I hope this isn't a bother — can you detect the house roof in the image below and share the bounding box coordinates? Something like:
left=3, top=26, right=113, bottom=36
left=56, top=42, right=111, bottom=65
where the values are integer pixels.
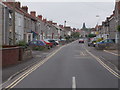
left=3, top=2, right=37, bottom=21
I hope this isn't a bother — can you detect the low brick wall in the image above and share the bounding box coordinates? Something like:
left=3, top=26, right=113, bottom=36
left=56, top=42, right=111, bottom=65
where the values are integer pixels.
left=104, top=43, right=118, bottom=50
left=2, top=47, right=20, bottom=67
left=2, top=46, right=33, bottom=67
left=95, top=43, right=118, bottom=50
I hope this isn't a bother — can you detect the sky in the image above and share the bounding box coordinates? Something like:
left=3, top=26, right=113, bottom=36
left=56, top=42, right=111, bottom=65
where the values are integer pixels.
left=17, top=0, right=115, bottom=29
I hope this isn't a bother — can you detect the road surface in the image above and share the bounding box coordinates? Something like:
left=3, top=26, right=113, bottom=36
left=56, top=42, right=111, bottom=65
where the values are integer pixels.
left=4, top=41, right=119, bottom=88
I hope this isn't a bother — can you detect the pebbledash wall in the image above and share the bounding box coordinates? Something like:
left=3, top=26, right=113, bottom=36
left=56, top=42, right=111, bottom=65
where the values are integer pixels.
left=0, top=3, right=2, bottom=46
left=0, top=3, right=3, bottom=86
left=15, top=11, right=24, bottom=42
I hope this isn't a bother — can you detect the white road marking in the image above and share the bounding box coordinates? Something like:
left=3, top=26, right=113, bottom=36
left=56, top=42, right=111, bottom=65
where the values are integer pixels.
left=80, top=52, right=84, bottom=56
left=72, top=77, right=76, bottom=90
left=104, top=50, right=119, bottom=56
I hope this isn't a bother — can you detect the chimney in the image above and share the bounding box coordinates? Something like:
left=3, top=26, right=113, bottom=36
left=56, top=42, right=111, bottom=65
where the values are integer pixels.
left=15, top=2, right=21, bottom=8
left=22, top=6, right=28, bottom=13
left=59, top=25, right=63, bottom=28
left=47, top=21, right=53, bottom=24
left=30, top=11, right=36, bottom=17
left=43, top=19, right=47, bottom=22
left=38, top=15, right=42, bottom=20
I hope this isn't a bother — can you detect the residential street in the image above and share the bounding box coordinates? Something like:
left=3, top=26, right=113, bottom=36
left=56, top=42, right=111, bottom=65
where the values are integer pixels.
left=3, top=41, right=118, bottom=89
left=1, top=1, right=120, bottom=89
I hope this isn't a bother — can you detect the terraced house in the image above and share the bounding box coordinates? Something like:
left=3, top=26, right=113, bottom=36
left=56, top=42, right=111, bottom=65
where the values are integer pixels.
left=1, top=1, right=74, bottom=45
left=96, top=0, right=120, bottom=43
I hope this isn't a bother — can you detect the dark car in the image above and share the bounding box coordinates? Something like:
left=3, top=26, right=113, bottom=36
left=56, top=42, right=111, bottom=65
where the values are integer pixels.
left=79, top=39, right=84, bottom=43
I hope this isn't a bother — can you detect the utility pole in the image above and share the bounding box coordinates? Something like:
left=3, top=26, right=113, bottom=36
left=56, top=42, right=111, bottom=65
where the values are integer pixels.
left=64, top=20, right=66, bottom=37
left=12, top=1, right=15, bottom=45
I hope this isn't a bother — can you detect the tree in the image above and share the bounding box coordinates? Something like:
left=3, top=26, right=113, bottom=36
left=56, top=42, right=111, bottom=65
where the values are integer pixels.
left=71, top=32, right=80, bottom=39
left=88, top=34, right=96, bottom=38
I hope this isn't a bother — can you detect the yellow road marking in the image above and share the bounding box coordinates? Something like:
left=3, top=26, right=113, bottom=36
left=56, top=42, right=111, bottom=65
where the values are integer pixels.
left=4, top=47, right=62, bottom=89
left=4, top=40, right=77, bottom=89
left=85, top=49, right=120, bottom=79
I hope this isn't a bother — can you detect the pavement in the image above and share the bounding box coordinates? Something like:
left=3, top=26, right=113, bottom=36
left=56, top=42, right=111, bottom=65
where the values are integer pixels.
left=2, top=40, right=119, bottom=89
left=2, top=45, right=61, bottom=83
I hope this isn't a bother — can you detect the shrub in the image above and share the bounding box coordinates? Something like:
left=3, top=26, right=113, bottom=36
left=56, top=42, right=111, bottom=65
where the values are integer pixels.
left=32, top=46, right=45, bottom=51
left=16, top=40, right=28, bottom=49
left=88, top=34, right=96, bottom=38
left=17, top=40, right=27, bottom=46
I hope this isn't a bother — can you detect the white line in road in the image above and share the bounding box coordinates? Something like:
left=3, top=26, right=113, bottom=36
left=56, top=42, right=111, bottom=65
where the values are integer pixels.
left=72, top=76, right=76, bottom=90
left=80, top=52, right=84, bottom=56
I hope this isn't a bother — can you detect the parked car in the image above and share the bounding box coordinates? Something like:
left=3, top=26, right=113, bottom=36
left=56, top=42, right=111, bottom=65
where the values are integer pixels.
left=79, top=38, right=84, bottom=43
left=48, top=39, right=58, bottom=46
left=28, top=40, right=46, bottom=47
left=88, top=40, right=97, bottom=47
left=95, top=39, right=115, bottom=49
left=53, top=39, right=59, bottom=45
left=59, top=39, right=66, bottom=45
left=43, top=39, right=53, bottom=48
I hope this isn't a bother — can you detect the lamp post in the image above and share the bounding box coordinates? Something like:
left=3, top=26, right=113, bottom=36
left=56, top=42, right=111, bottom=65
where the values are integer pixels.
left=96, top=15, right=100, bottom=26
left=96, top=15, right=102, bottom=38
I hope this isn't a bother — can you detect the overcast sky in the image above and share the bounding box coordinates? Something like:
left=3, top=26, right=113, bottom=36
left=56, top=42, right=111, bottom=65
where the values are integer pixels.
left=18, top=0, right=115, bottom=29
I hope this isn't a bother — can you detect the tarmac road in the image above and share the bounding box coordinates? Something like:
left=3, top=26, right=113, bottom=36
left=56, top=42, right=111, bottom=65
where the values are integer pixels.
left=3, top=41, right=119, bottom=89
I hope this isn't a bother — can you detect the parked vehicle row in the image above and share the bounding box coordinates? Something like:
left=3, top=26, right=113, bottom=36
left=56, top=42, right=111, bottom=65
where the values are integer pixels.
left=28, top=39, right=64, bottom=50
left=88, top=38, right=115, bottom=50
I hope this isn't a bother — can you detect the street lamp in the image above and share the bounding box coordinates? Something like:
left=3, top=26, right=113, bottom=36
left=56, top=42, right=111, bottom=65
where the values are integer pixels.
left=96, top=15, right=100, bottom=25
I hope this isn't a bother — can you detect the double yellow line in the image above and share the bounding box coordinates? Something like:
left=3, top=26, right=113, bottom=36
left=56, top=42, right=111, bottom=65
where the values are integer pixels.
left=3, top=40, right=76, bottom=89
left=3, top=47, right=62, bottom=89
left=85, top=49, right=120, bottom=79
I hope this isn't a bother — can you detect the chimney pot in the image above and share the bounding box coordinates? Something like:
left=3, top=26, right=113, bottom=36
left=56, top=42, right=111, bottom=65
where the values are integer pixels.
left=22, top=6, right=28, bottom=13
left=30, top=11, right=36, bottom=17
left=38, top=15, right=42, bottom=20
left=15, top=2, right=21, bottom=8
left=43, top=19, right=47, bottom=22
